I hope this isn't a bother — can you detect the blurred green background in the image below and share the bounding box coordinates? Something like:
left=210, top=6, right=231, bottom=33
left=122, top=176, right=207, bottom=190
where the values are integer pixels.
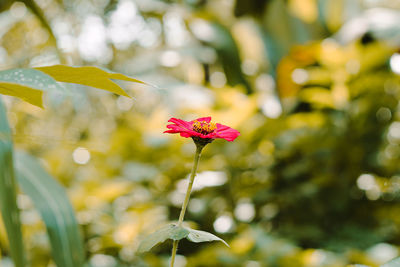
left=2, top=0, right=400, bottom=266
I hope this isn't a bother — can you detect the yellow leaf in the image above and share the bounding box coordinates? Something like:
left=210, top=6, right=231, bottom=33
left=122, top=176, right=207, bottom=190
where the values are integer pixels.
left=0, top=82, right=43, bottom=108
left=299, top=87, right=334, bottom=108
left=35, top=65, right=145, bottom=97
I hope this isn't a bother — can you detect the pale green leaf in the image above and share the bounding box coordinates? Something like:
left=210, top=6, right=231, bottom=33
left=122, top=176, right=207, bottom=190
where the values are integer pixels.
left=186, top=228, right=229, bottom=247
left=0, top=69, right=67, bottom=93
left=170, top=225, right=190, bottom=241
left=0, top=66, right=144, bottom=107
left=0, top=97, right=26, bottom=267
left=137, top=224, right=190, bottom=253
left=382, top=257, right=400, bottom=267
left=137, top=225, right=173, bottom=253
left=14, top=151, right=85, bottom=267
left=0, top=68, right=68, bottom=108
left=35, top=65, right=145, bottom=97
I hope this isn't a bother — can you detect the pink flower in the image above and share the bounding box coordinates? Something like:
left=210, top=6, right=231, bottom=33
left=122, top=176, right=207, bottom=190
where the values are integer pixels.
left=164, top=117, right=240, bottom=142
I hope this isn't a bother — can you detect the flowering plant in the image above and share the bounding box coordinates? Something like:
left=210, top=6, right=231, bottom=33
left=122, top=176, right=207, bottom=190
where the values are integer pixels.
left=164, top=117, right=240, bottom=142
left=138, top=117, right=239, bottom=266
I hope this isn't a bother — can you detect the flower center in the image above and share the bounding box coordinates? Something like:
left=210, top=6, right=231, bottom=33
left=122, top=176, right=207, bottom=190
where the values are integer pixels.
left=192, top=120, right=216, bottom=135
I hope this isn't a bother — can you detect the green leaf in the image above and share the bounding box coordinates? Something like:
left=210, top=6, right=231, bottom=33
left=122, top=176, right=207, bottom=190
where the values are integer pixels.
left=0, top=68, right=68, bottom=108
left=170, top=225, right=190, bottom=240
left=382, top=257, right=400, bottom=267
left=0, top=66, right=144, bottom=107
left=196, top=22, right=251, bottom=93
left=186, top=228, right=229, bottom=247
left=137, top=225, right=173, bottom=253
left=0, top=97, right=26, bottom=267
left=0, top=68, right=67, bottom=93
left=137, top=224, right=228, bottom=253
left=35, top=65, right=145, bottom=97
left=14, top=151, right=85, bottom=267
left=137, top=224, right=189, bottom=253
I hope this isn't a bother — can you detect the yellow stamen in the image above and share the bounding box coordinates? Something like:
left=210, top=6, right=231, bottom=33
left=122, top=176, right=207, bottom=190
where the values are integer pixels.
left=192, top=120, right=216, bottom=135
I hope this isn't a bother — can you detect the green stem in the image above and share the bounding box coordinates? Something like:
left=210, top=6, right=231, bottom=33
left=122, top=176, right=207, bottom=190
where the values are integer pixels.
left=170, top=241, right=178, bottom=267
left=170, top=145, right=203, bottom=267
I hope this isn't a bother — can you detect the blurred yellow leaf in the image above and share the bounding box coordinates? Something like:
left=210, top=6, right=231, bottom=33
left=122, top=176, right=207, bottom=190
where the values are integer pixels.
left=288, top=0, right=318, bottom=23
left=231, top=234, right=255, bottom=254
left=0, top=82, right=43, bottom=108
left=299, top=87, right=334, bottom=108
left=287, top=112, right=326, bottom=129
left=319, top=40, right=349, bottom=67
left=213, top=88, right=257, bottom=128
left=325, top=0, right=344, bottom=32
left=35, top=65, right=145, bottom=97
left=114, top=222, right=140, bottom=245
left=93, top=181, right=132, bottom=202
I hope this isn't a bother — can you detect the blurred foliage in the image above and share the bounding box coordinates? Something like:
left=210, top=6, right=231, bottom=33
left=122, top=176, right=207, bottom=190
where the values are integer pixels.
left=2, top=0, right=400, bottom=266
left=14, top=150, right=86, bottom=267
left=0, top=92, right=25, bottom=267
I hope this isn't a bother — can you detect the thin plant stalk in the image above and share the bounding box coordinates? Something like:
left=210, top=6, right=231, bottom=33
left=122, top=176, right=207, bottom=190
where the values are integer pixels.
left=170, top=145, right=203, bottom=267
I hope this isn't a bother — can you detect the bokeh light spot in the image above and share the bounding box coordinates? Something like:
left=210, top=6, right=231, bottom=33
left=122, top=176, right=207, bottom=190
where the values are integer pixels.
left=213, top=215, right=233, bottom=233
left=210, top=72, right=227, bottom=88
left=241, top=60, right=259, bottom=76
left=291, top=68, right=309, bottom=84
left=388, top=122, right=400, bottom=140
left=255, top=74, right=275, bottom=93
left=357, top=174, right=375, bottom=190
left=390, top=53, right=400, bottom=74
left=89, top=254, right=117, bottom=267
left=72, top=147, right=91, bottom=165
left=376, top=107, right=391, bottom=122
left=160, top=50, right=181, bottom=67
left=10, top=2, right=27, bottom=18
left=261, top=96, right=282, bottom=118
left=234, top=200, right=255, bottom=222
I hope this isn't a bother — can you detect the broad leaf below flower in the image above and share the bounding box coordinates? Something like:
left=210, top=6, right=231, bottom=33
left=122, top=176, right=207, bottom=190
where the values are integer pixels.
left=138, top=224, right=229, bottom=253
left=381, top=257, right=400, bottom=267
left=185, top=228, right=229, bottom=247
left=137, top=224, right=189, bottom=253
left=170, top=225, right=190, bottom=240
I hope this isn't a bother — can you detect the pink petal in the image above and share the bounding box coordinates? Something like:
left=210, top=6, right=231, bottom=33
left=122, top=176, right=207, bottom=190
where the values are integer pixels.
left=180, top=130, right=202, bottom=138
left=216, top=123, right=230, bottom=131
left=166, top=124, right=186, bottom=131
left=168, top=118, right=192, bottom=130
left=202, top=132, right=217, bottom=139
left=180, top=132, right=193, bottom=138
left=217, top=134, right=237, bottom=141
left=164, top=130, right=180, bottom=133
left=192, top=117, right=212, bottom=123
left=215, top=125, right=240, bottom=141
